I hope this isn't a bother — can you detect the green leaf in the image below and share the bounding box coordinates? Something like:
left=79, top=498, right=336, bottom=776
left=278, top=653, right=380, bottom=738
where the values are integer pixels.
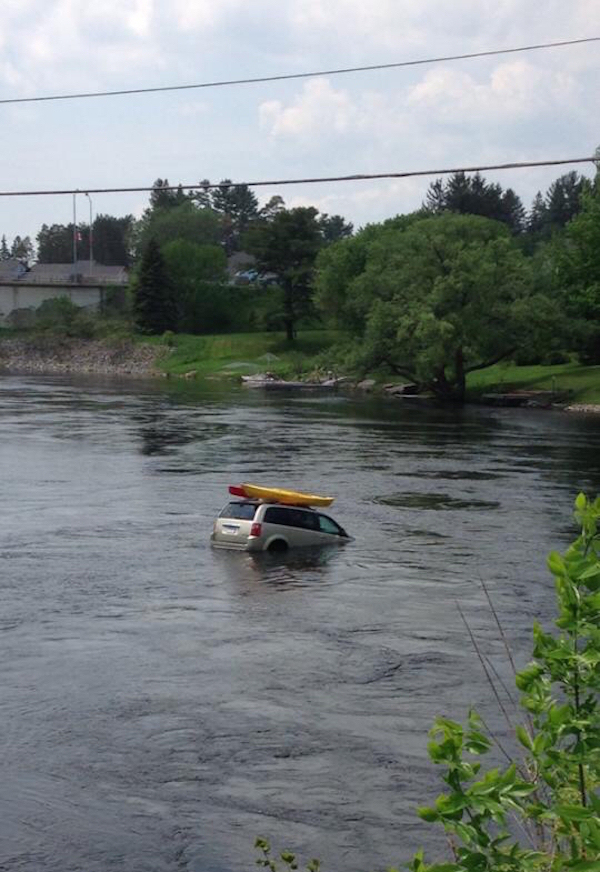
left=426, top=864, right=465, bottom=872
left=453, top=822, right=478, bottom=844
left=417, top=806, right=439, bottom=822
left=565, top=861, right=600, bottom=871
left=554, top=804, right=596, bottom=821
left=575, top=492, right=587, bottom=512
left=515, top=662, right=545, bottom=691
left=579, top=563, right=600, bottom=580
left=464, top=734, right=491, bottom=755
left=548, top=551, right=567, bottom=575
left=516, top=724, right=533, bottom=749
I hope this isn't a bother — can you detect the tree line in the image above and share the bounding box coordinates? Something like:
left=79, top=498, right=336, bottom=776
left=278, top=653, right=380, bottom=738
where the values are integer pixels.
left=131, top=179, right=353, bottom=339
left=3, top=167, right=599, bottom=403
left=133, top=169, right=595, bottom=348
left=2, top=169, right=585, bottom=267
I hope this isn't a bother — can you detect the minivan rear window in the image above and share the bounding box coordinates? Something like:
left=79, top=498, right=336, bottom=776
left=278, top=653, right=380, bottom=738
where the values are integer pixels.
left=219, top=502, right=257, bottom=520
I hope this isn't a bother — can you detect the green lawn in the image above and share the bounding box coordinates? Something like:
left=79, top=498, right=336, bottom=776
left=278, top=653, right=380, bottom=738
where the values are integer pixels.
left=153, top=333, right=600, bottom=403
left=149, top=330, right=341, bottom=378
left=467, top=362, right=600, bottom=404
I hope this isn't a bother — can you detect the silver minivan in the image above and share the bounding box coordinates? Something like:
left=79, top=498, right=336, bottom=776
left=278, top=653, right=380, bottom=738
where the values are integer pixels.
left=211, top=500, right=351, bottom=552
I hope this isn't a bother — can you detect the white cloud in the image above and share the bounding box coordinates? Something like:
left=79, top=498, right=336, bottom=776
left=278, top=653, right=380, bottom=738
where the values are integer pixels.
left=260, top=78, right=356, bottom=139
left=0, top=0, right=162, bottom=92
left=286, top=177, right=429, bottom=226
left=289, top=0, right=442, bottom=50
left=178, top=100, right=208, bottom=117
left=170, top=0, right=245, bottom=31
left=406, top=60, right=577, bottom=122
left=83, top=0, right=154, bottom=38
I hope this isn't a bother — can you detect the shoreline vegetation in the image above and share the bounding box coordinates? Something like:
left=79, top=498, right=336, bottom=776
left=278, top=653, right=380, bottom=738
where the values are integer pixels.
left=1, top=330, right=600, bottom=411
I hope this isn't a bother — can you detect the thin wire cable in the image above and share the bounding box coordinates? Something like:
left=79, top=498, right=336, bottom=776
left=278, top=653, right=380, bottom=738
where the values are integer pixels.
left=1, top=36, right=598, bottom=105
left=0, top=156, right=594, bottom=197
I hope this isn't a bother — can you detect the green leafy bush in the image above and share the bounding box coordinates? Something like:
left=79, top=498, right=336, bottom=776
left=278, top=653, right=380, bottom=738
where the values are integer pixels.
left=35, top=296, right=97, bottom=338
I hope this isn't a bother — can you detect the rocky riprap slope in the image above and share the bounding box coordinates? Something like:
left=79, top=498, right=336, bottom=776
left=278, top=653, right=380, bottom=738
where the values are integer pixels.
left=0, top=336, right=166, bottom=375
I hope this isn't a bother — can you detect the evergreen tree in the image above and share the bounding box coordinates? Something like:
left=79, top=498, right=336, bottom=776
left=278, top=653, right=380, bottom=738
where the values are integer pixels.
left=318, top=213, right=354, bottom=244
left=259, top=195, right=286, bottom=222
left=0, top=235, right=10, bottom=260
left=193, top=179, right=212, bottom=210
left=246, top=207, right=323, bottom=341
left=11, top=235, right=34, bottom=263
left=37, top=223, right=81, bottom=262
left=149, top=178, right=188, bottom=210
left=545, top=171, right=590, bottom=230
left=424, top=178, right=445, bottom=213
left=498, top=187, right=526, bottom=234
left=527, top=191, right=548, bottom=234
left=423, top=172, right=525, bottom=234
left=91, top=214, right=133, bottom=265
left=197, top=179, right=260, bottom=253
left=133, top=238, right=178, bottom=334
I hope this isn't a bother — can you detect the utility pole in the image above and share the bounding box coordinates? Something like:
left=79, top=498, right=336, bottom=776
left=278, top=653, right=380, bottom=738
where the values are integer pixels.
left=84, top=192, right=93, bottom=275
left=72, top=191, right=77, bottom=279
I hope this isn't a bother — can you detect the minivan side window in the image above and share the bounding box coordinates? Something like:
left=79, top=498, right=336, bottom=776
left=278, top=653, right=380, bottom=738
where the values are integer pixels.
left=219, top=502, right=257, bottom=520
left=264, top=507, right=319, bottom=530
left=318, top=514, right=343, bottom=535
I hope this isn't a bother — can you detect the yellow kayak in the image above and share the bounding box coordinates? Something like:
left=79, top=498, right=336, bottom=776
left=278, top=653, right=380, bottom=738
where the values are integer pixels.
left=240, top=483, right=335, bottom=508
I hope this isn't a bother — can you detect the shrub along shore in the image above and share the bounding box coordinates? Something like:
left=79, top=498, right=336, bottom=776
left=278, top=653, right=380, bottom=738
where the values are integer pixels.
left=1, top=330, right=600, bottom=410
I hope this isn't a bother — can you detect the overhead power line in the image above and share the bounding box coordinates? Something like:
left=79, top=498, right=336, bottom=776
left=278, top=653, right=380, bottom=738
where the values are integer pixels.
left=0, top=36, right=598, bottom=106
left=0, top=157, right=595, bottom=198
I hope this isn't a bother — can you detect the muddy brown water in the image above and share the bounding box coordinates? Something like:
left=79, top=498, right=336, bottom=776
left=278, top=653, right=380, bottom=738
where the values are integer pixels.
left=2, top=374, right=600, bottom=872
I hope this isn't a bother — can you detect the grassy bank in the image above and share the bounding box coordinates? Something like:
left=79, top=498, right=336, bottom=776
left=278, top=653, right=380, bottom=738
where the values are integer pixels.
left=149, top=330, right=341, bottom=378
left=158, top=335, right=600, bottom=404
left=467, top=361, right=600, bottom=404
left=152, top=333, right=600, bottom=403
left=3, top=325, right=600, bottom=404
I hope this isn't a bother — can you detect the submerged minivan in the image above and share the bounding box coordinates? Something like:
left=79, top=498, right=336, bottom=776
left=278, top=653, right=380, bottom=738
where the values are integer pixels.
left=211, top=500, right=351, bottom=552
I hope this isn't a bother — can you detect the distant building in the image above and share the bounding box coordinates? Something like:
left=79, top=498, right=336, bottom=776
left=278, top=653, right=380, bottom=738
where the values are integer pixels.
left=0, top=260, right=129, bottom=326
left=227, top=251, right=256, bottom=281
left=26, top=261, right=128, bottom=285
left=0, top=258, right=28, bottom=282
left=226, top=252, right=278, bottom=287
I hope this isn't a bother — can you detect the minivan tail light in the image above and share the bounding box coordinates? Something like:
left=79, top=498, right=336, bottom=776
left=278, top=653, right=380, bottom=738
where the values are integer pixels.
left=250, top=522, right=262, bottom=537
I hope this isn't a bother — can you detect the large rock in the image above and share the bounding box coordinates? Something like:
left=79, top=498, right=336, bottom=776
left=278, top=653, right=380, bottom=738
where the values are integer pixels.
left=383, top=382, right=419, bottom=396
left=356, top=379, right=376, bottom=391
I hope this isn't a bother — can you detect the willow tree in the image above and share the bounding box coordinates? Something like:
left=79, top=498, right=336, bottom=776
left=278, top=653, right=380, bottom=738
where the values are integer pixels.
left=315, top=213, right=559, bottom=402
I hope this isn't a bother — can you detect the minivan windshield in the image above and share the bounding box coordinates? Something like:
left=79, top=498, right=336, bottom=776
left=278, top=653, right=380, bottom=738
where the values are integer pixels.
left=219, top=502, right=257, bottom=520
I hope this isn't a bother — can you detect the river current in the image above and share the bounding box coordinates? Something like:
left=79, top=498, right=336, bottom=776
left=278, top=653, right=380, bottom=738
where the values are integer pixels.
left=1, top=374, right=600, bottom=872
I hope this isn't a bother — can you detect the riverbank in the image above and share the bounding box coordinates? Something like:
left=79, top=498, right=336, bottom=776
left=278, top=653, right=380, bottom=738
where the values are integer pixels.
left=0, top=336, right=167, bottom=375
left=2, top=332, right=600, bottom=410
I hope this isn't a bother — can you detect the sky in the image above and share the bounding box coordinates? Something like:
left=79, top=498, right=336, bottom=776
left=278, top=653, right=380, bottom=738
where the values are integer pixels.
left=1, top=0, right=599, bottom=252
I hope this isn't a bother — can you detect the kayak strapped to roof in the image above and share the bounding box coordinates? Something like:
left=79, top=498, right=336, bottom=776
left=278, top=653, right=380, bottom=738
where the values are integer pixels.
left=228, top=483, right=334, bottom=508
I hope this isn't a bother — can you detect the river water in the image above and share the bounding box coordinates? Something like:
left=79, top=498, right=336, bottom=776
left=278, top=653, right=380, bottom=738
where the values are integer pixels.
left=1, top=374, right=600, bottom=872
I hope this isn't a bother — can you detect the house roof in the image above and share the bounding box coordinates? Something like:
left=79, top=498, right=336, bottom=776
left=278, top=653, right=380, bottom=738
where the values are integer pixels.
left=226, top=251, right=256, bottom=276
left=0, top=258, right=27, bottom=280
